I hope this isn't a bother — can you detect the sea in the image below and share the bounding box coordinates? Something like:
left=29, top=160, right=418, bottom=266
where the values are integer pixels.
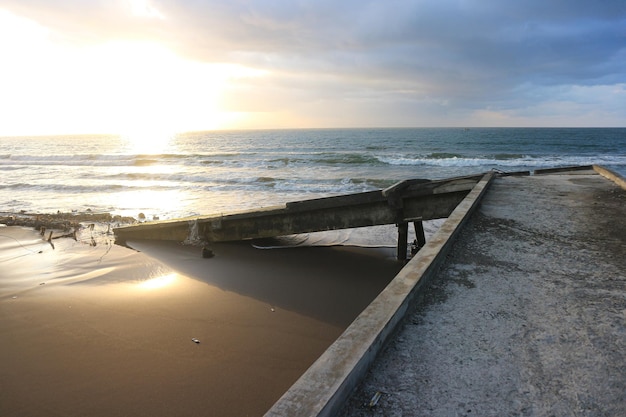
left=1, top=127, right=625, bottom=247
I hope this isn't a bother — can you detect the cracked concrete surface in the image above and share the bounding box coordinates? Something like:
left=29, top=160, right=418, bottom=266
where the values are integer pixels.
left=340, top=171, right=626, bottom=417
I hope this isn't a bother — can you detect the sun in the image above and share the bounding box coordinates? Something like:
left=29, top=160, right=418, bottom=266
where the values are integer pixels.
left=91, top=42, right=222, bottom=135
left=91, top=41, right=259, bottom=139
left=121, top=126, right=176, bottom=154
left=0, top=9, right=268, bottom=136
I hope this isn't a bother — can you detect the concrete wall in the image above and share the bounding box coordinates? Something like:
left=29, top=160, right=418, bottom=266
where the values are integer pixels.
left=594, top=165, right=626, bottom=190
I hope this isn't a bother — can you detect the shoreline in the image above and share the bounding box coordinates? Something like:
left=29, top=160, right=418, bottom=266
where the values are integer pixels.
left=0, top=225, right=403, bottom=416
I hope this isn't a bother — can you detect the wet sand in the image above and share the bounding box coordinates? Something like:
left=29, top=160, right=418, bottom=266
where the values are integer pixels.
left=0, top=226, right=403, bottom=417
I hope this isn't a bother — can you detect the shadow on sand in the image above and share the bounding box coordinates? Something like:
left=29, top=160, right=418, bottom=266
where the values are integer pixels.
left=126, top=239, right=403, bottom=328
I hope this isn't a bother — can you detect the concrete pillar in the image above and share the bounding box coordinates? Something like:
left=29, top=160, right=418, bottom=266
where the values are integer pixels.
left=397, top=222, right=408, bottom=261
left=414, top=220, right=426, bottom=248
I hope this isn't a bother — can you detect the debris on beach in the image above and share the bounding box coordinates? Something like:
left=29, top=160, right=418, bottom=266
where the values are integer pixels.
left=191, top=338, right=200, bottom=344
left=201, top=246, right=214, bottom=258
left=368, top=391, right=383, bottom=409
left=0, top=211, right=136, bottom=232
left=0, top=211, right=138, bottom=249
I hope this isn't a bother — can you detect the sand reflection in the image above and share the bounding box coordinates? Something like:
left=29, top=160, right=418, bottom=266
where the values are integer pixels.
left=0, top=226, right=400, bottom=417
left=138, top=272, right=177, bottom=290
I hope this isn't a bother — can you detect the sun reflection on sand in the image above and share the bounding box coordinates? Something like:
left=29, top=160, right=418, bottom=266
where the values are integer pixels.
left=139, top=273, right=177, bottom=290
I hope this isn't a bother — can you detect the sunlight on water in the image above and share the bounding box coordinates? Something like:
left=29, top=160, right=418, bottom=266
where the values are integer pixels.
left=2, top=128, right=624, bottom=220
left=139, top=273, right=177, bottom=290
left=108, top=188, right=191, bottom=219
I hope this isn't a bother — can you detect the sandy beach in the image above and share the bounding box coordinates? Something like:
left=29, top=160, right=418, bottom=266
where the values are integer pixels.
left=0, top=224, right=403, bottom=416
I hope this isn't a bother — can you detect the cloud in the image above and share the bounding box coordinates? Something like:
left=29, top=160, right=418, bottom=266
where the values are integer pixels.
left=1, top=0, right=625, bottom=129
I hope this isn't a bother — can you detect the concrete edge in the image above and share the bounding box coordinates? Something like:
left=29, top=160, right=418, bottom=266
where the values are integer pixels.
left=263, top=171, right=496, bottom=417
left=534, top=165, right=594, bottom=175
left=497, top=170, right=531, bottom=177
left=593, top=164, right=626, bottom=190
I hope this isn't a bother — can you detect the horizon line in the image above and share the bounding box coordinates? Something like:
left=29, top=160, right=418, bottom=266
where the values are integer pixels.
left=2, top=125, right=625, bottom=138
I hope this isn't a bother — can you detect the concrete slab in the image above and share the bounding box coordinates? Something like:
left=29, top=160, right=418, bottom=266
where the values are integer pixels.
left=339, top=170, right=626, bottom=417
left=113, top=176, right=483, bottom=246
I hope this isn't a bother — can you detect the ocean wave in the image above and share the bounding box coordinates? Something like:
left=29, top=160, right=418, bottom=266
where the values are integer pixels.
left=491, top=153, right=528, bottom=160
left=77, top=175, right=281, bottom=191
left=3, top=128, right=625, bottom=220
left=0, top=152, right=244, bottom=168
left=267, top=157, right=310, bottom=167
left=98, top=172, right=216, bottom=184
left=348, top=178, right=397, bottom=189
left=377, top=154, right=626, bottom=168
left=134, top=158, right=160, bottom=166
left=0, top=182, right=182, bottom=193
left=194, top=176, right=375, bottom=196
left=256, top=176, right=277, bottom=187
left=0, top=183, right=121, bottom=192
left=14, top=149, right=619, bottom=171
left=365, top=145, right=389, bottom=151
left=420, top=152, right=528, bottom=161
left=0, top=154, right=136, bottom=167
left=427, top=152, right=465, bottom=159
left=312, top=153, right=385, bottom=165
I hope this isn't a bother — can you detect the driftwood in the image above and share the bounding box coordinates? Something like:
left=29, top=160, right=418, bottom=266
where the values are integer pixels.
left=1, top=211, right=136, bottom=231
left=1, top=211, right=137, bottom=250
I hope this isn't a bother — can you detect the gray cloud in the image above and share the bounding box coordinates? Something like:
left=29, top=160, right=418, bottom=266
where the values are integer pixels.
left=2, top=0, right=625, bottom=126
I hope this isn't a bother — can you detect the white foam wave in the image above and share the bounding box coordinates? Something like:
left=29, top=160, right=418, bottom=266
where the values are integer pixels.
left=0, top=154, right=134, bottom=167
left=377, top=154, right=626, bottom=168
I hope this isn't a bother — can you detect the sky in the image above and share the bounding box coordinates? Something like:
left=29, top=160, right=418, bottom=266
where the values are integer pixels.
left=0, top=0, right=625, bottom=136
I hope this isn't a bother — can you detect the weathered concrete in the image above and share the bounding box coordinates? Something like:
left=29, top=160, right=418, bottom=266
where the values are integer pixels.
left=113, top=175, right=483, bottom=245
left=594, top=164, right=626, bottom=190
left=263, top=172, right=495, bottom=417
left=339, top=168, right=626, bottom=417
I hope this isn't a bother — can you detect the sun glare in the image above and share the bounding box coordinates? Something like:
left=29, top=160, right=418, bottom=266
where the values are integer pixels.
left=0, top=8, right=268, bottom=136
left=109, top=188, right=185, bottom=219
left=85, top=41, right=226, bottom=136
left=121, top=128, right=175, bottom=154
left=128, top=0, right=165, bottom=19
left=80, top=41, right=267, bottom=136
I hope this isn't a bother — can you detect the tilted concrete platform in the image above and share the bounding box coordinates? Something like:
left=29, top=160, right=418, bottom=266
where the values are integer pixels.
left=113, top=175, right=484, bottom=258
